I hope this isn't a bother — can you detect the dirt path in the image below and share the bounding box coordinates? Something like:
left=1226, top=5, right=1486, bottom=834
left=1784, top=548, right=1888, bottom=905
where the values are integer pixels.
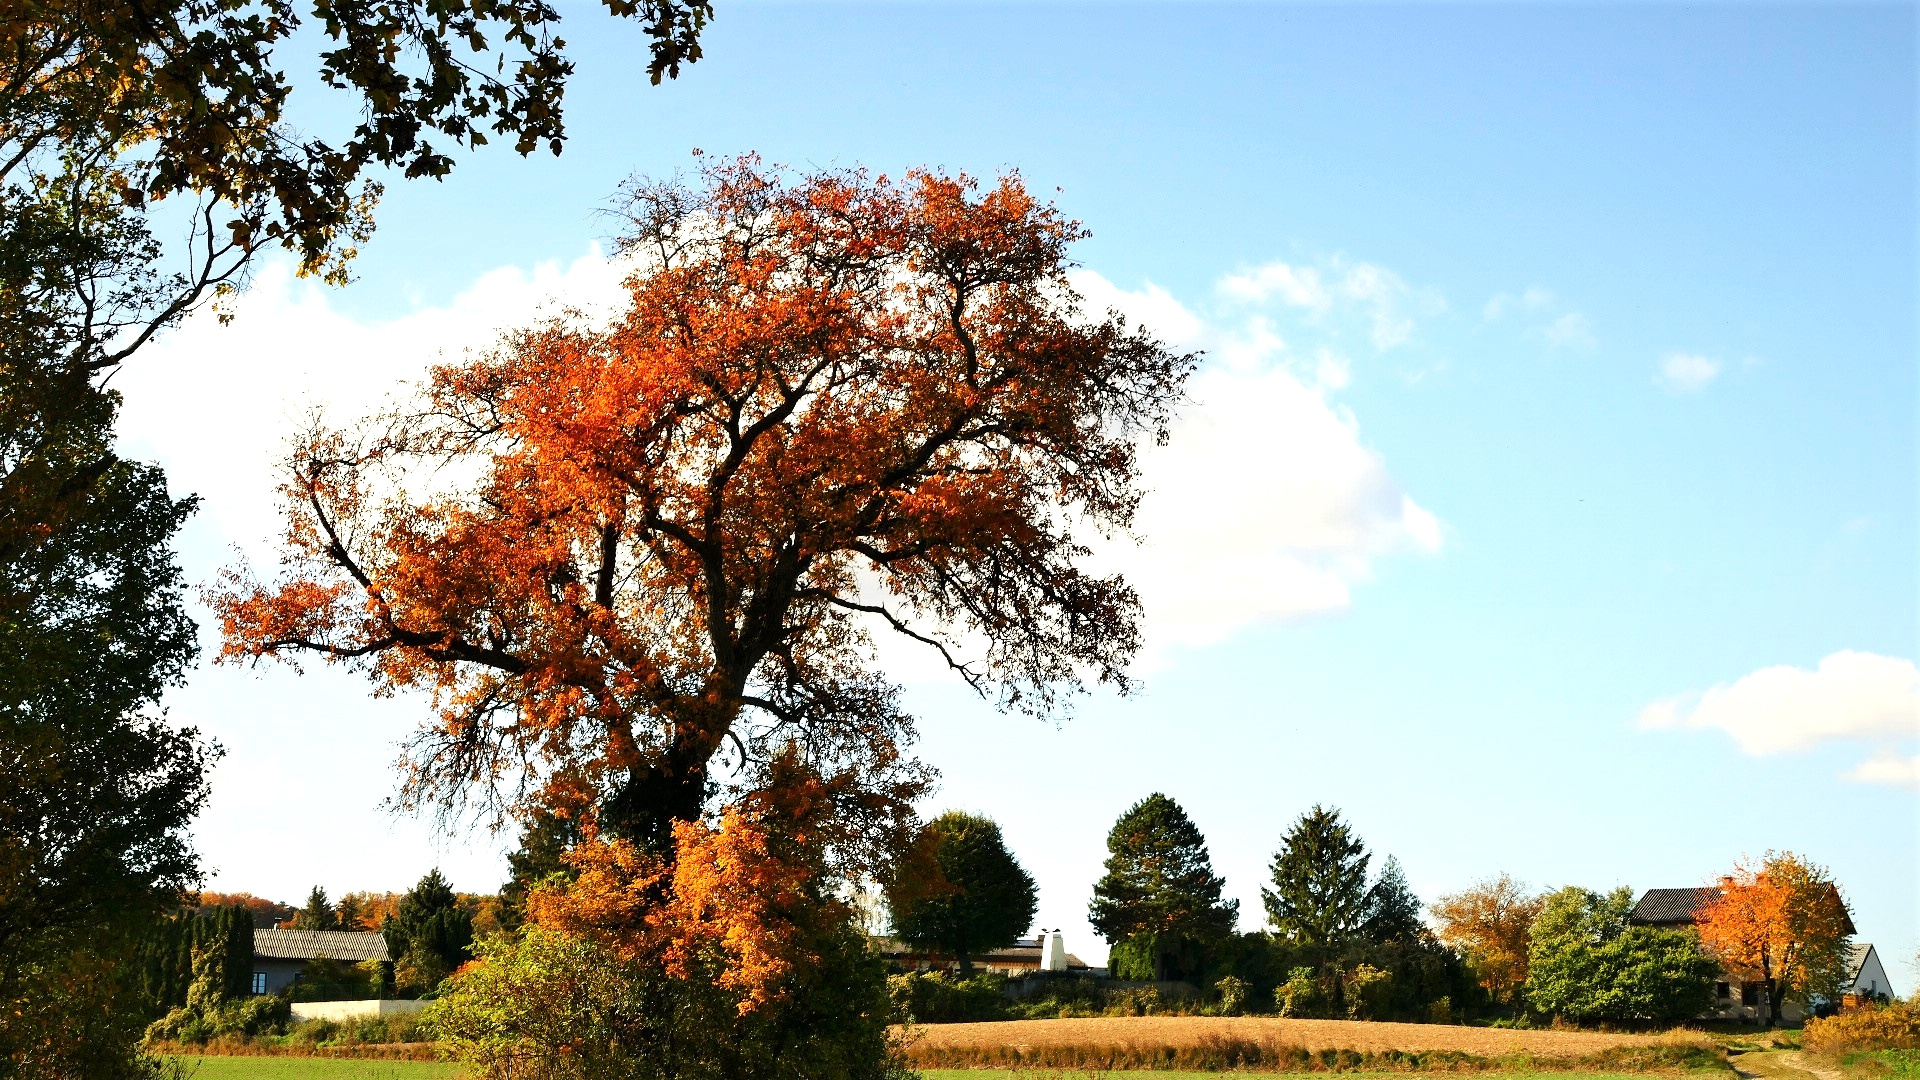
left=1729, top=1050, right=1844, bottom=1080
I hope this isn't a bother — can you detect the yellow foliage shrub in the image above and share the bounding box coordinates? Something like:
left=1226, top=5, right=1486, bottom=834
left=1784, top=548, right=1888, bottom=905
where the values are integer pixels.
left=1803, top=1002, right=1920, bottom=1052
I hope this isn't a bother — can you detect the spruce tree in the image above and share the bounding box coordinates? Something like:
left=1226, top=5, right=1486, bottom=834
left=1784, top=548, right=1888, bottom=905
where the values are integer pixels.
left=299, top=886, right=339, bottom=930
left=1360, top=856, right=1426, bottom=945
left=1262, top=805, right=1372, bottom=949
left=1088, top=793, right=1238, bottom=982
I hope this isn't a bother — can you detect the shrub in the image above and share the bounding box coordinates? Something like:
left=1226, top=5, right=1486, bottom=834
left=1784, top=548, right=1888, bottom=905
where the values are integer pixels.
left=1216, top=975, right=1249, bottom=1015
left=887, top=971, right=1011, bottom=1023
left=435, top=926, right=909, bottom=1080
left=1276, top=966, right=1323, bottom=1018
left=1805, top=1003, right=1920, bottom=1053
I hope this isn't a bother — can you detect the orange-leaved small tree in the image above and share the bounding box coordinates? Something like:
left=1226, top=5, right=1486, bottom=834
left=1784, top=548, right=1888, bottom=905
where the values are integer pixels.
left=212, top=152, right=1191, bottom=870
left=1430, top=874, right=1544, bottom=1009
left=1696, top=851, right=1854, bottom=1024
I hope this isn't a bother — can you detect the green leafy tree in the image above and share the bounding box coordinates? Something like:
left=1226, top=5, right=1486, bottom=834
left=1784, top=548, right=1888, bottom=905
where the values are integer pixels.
left=0, top=364, right=214, bottom=1074
left=1088, top=794, right=1238, bottom=982
left=299, top=886, right=339, bottom=931
left=887, top=812, right=1037, bottom=976
left=1263, top=805, right=1372, bottom=950
left=1526, top=886, right=1716, bottom=1023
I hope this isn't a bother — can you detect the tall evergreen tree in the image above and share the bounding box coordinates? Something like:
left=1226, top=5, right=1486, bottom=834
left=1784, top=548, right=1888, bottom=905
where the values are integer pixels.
left=887, top=812, right=1037, bottom=976
left=299, top=886, right=338, bottom=930
left=1088, top=793, right=1238, bottom=982
left=1263, top=805, right=1372, bottom=949
left=383, top=870, right=473, bottom=990
left=1360, top=856, right=1426, bottom=946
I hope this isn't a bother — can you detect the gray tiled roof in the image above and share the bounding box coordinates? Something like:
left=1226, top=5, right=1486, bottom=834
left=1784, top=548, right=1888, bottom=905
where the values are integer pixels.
left=253, top=928, right=389, bottom=962
left=1629, top=886, right=1856, bottom=935
left=1629, top=887, right=1721, bottom=925
left=1846, top=943, right=1873, bottom=981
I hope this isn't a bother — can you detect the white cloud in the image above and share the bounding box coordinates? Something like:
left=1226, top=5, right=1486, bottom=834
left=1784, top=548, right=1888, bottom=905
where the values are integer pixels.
left=116, top=251, right=629, bottom=558
left=1483, top=285, right=1595, bottom=351
left=1073, top=269, right=1442, bottom=652
left=1215, top=258, right=1443, bottom=352
left=1640, top=651, right=1920, bottom=785
left=1658, top=351, right=1721, bottom=393
left=1483, top=286, right=1554, bottom=320
left=1543, top=312, right=1596, bottom=351
left=1218, top=263, right=1329, bottom=311
left=1847, top=754, right=1920, bottom=791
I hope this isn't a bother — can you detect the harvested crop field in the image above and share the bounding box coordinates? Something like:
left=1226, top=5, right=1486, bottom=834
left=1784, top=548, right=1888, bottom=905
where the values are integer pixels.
left=905, top=1018, right=1679, bottom=1058
left=897, top=1018, right=1722, bottom=1073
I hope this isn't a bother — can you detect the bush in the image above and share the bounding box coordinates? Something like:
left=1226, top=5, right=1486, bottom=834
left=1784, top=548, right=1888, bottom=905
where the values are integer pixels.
left=887, top=971, right=1011, bottom=1023
left=435, top=926, right=909, bottom=1080
left=1805, top=1003, right=1920, bottom=1053
left=1216, top=975, right=1249, bottom=1016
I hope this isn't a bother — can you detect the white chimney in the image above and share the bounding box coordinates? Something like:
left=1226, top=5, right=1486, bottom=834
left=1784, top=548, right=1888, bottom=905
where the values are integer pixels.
left=1043, top=931, right=1067, bottom=972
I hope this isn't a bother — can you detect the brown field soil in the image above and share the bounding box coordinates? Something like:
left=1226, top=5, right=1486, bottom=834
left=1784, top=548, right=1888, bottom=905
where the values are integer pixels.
left=900, top=1017, right=1688, bottom=1058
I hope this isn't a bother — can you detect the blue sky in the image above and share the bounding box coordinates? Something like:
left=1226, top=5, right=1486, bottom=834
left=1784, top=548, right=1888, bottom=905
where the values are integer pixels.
left=116, top=2, right=1916, bottom=983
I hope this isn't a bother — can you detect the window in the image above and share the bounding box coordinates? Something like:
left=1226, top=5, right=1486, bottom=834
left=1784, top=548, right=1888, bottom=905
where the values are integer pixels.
left=1716, top=982, right=1731, bottom=1000
left=1741, top=984, right=1760, bottom=1007
left=252, top=972, right=267, bottom=995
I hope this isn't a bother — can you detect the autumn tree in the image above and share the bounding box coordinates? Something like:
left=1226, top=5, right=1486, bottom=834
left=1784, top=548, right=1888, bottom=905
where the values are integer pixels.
left=1264, top=805, right=1373, bottom=950
left=1088, top=794, right=1238, bottom=982
left=214, top=156, right=1191, bottom=863
left=1430, top=874, right=1545, bottom=1009
left=886, top=811, right=1037, bottom=975
left=215, top=157, right=1188, bottom=1070
left=1696, top=852, right=1855, bottom=1025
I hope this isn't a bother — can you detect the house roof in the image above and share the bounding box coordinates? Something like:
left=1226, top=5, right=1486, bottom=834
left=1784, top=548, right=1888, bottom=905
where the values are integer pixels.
left=1630, top=887, right=1722, bottom=925
left=873, top=936, right=1088, bottom=969
left=1846, top=943, right=1876, bottom=982
left=253, top=928, right=389, bottom=962
left=1630, top=886, right=1857, bottom=935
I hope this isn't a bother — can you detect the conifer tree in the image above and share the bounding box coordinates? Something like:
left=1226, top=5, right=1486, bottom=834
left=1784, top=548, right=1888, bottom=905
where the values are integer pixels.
left=1360, top=856, right=1426, bottom=945
left=299, top=886, right=339, bottom=930
left=1088, top=793, right=1238, bottom=981
left=1263, top=805, right=1372, bottom=949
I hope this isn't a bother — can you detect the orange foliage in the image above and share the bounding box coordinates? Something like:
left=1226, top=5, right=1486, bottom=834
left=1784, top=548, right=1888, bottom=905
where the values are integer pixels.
left=1430, top=875, right=1545, bottom=1006
left=1696, top=852, right=1854, bottom=1016
left=209, top=154, right=1190, bottom=867
left=193, top=891, right=296, bottom=926
left=527, top=809, right=816, bottom=1013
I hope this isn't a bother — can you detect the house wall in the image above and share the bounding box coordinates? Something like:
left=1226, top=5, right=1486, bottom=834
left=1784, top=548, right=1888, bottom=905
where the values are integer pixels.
left=1699, top=980, right=1806, bottom=1025
left=1851, top=948, right=1895, bottom=1000
left=255, top=957, right=307, bottom=995
left=288, top=999, right=425, bottom=1023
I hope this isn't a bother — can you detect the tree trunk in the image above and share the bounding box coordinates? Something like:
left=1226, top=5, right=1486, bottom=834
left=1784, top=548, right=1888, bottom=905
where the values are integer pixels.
left=957, top=945, right=973, bottom=977
left=603, top=754, right=710, bottom=856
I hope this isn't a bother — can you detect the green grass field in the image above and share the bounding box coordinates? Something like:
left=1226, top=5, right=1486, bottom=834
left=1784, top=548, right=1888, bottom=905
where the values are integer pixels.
left=171, top=1059, right=462, bottom=1080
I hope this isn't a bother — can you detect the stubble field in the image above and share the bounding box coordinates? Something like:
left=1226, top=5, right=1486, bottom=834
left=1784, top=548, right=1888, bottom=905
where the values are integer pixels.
left=902, top=1017, right=1687, bottom=1058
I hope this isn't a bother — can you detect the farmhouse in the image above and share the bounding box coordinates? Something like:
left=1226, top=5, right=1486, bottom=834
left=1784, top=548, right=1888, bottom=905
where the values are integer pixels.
left=1629, top=887, right=1868, bottom=1022
left=1843, top=942, right=1894, bottom=1003
left=875, top=931, right=1090, bottom=975
left=250, top=928, right=389, bottom=995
